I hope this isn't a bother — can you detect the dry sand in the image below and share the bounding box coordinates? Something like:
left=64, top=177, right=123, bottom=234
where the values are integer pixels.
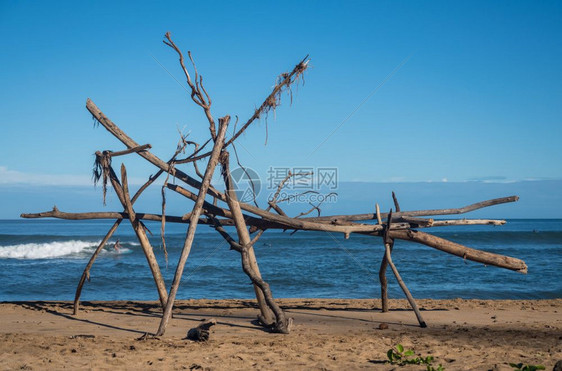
left=0, top=298, right=561, bottom=370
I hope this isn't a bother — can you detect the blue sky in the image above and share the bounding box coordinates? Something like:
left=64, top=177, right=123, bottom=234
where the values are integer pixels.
left=1, top=1, right=561, bottom=218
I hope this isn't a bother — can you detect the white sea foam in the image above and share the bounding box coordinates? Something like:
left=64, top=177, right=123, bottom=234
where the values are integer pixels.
left=0, top=240, right=97, bottom=259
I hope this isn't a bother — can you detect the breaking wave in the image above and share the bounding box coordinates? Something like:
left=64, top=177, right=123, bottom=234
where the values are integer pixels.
left=0, top=240, right=130, bottom=259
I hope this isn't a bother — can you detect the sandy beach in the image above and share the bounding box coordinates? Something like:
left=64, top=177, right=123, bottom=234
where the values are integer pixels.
left=0, top=298, right=560, bottom=370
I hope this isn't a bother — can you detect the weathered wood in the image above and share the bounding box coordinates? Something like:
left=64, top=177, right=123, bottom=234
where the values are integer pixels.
left=378, top=243, right=391, bottom=313
left=95, top=161, right=168, bottom=307
left=268, top=202, right=288, bottom=217
left=87, top=99, right=388, bottom=236
left=88, top=100, right=518, bottom=241
left=73, top=219, right=122, bottom=315
left=87, top=99, right=223, bottom=201
left=108, top=144, right=152, bottom=157
left=384, top=239, right=426, bottom=327
left=73, top=168, right=165, bottom=315
left=21, top=208, right=220, bottom=225
left=376, top=203, right=390, bottom=312
left=389, top=229, right=528, bottom=273
left=208, top=216, right=243, bottom=250
left=431, top=219, right=505, bottom=226
left=174, top=56, right=310, bottom=164
left=21, top=208, right=507, bottom=231
left=209, top=215, right=290, bottom=333
left=375, top=203, right=382, bottom=224
left=236, top=202, right=407, bottom=235
left=168, top=183, right=283, bottom=230
left=186, top=318, right=217, bottom=341
left=117, top=165, right=169, bottom=307
left=240, top=245, right=292, bottom=333
left=383, top=209, right=426, bottom=327
left=395, top=216, right=434, bottom=227
left=16, top=36, right=530, bottom=339
left=219, top=149, right=280, bottom=330
left=304, top=196, right=519, bottom=223
left=24, top=206, right=524, bottom=278
left=163, top=32, right=217, bottom=141
left=392, top=191, right=401, bottom=212
left=165, top=182, right=403, bottom=234
left=155, top=117, right=229, bottom=337
left=225, top=195, right=511, bottom=236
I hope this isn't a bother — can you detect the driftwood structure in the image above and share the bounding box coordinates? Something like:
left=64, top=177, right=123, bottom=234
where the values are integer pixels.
left=22, top=33, right=527, bottom=336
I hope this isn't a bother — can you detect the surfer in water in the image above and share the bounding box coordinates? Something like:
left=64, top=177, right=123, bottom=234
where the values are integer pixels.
left=113, top=239, right=121, bottom=252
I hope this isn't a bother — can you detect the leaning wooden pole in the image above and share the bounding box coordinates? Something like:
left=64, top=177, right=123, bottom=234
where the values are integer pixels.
left=239, top=246, right=291, bottom=333
left=382, top=209, right=427, bottom=327
left=376, top=203, right=391, bottom=312
left=389, top=229, right=528, bottom=273
left=379, top=192, right=400, bottom=312
left=384, top=239, right=427, bottom=327
left=379, top=252, right=390, bottom=311
left=155, top=118, right=228, bottom=337
left=116, top=165, right=169, bottom=307
left=94, top=158, right=168, bottom=308
left=208, top=213, right=290, bottom=333
left=219, top=150, right=279, bottom=329
left=73, top=169, right=164, bottom=315
left=73, top=219, right=122, bottom=315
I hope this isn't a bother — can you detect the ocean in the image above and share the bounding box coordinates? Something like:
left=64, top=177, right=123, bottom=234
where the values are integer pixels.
left=0, top=219, right=561, bottom=302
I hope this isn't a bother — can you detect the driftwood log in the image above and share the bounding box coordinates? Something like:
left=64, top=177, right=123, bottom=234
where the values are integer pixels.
left=155, top=117, right=228, bottom=336
left=21, top=32, right=527, bottom=335
left=186, top=318, right=217, bottom=342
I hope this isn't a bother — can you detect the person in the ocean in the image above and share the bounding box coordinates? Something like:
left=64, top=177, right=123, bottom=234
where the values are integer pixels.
left=113, top=239, right=121, bottom=252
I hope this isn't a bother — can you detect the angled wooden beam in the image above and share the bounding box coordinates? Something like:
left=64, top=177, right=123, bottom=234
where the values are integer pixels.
left=155, top=116, right=229, bottom=336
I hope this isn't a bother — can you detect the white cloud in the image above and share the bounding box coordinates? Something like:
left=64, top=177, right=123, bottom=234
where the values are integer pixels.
left=0, top=166, right=145, bottom=186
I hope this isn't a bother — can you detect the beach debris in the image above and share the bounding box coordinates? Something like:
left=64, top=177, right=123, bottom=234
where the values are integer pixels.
left=20, top=32, right=527, bottom=337
left=136, top=332, right=159, bottom=341
left=69, top=334, right=95, bottom=339
left=186, top=319, right=217, bottom=342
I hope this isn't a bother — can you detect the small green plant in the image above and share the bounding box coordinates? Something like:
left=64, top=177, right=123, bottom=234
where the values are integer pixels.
left=509, top=363, right=545, bottom=371
left=386, top=344, right=444, bottom=370
left=387, top=343, right=414, bottom=364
